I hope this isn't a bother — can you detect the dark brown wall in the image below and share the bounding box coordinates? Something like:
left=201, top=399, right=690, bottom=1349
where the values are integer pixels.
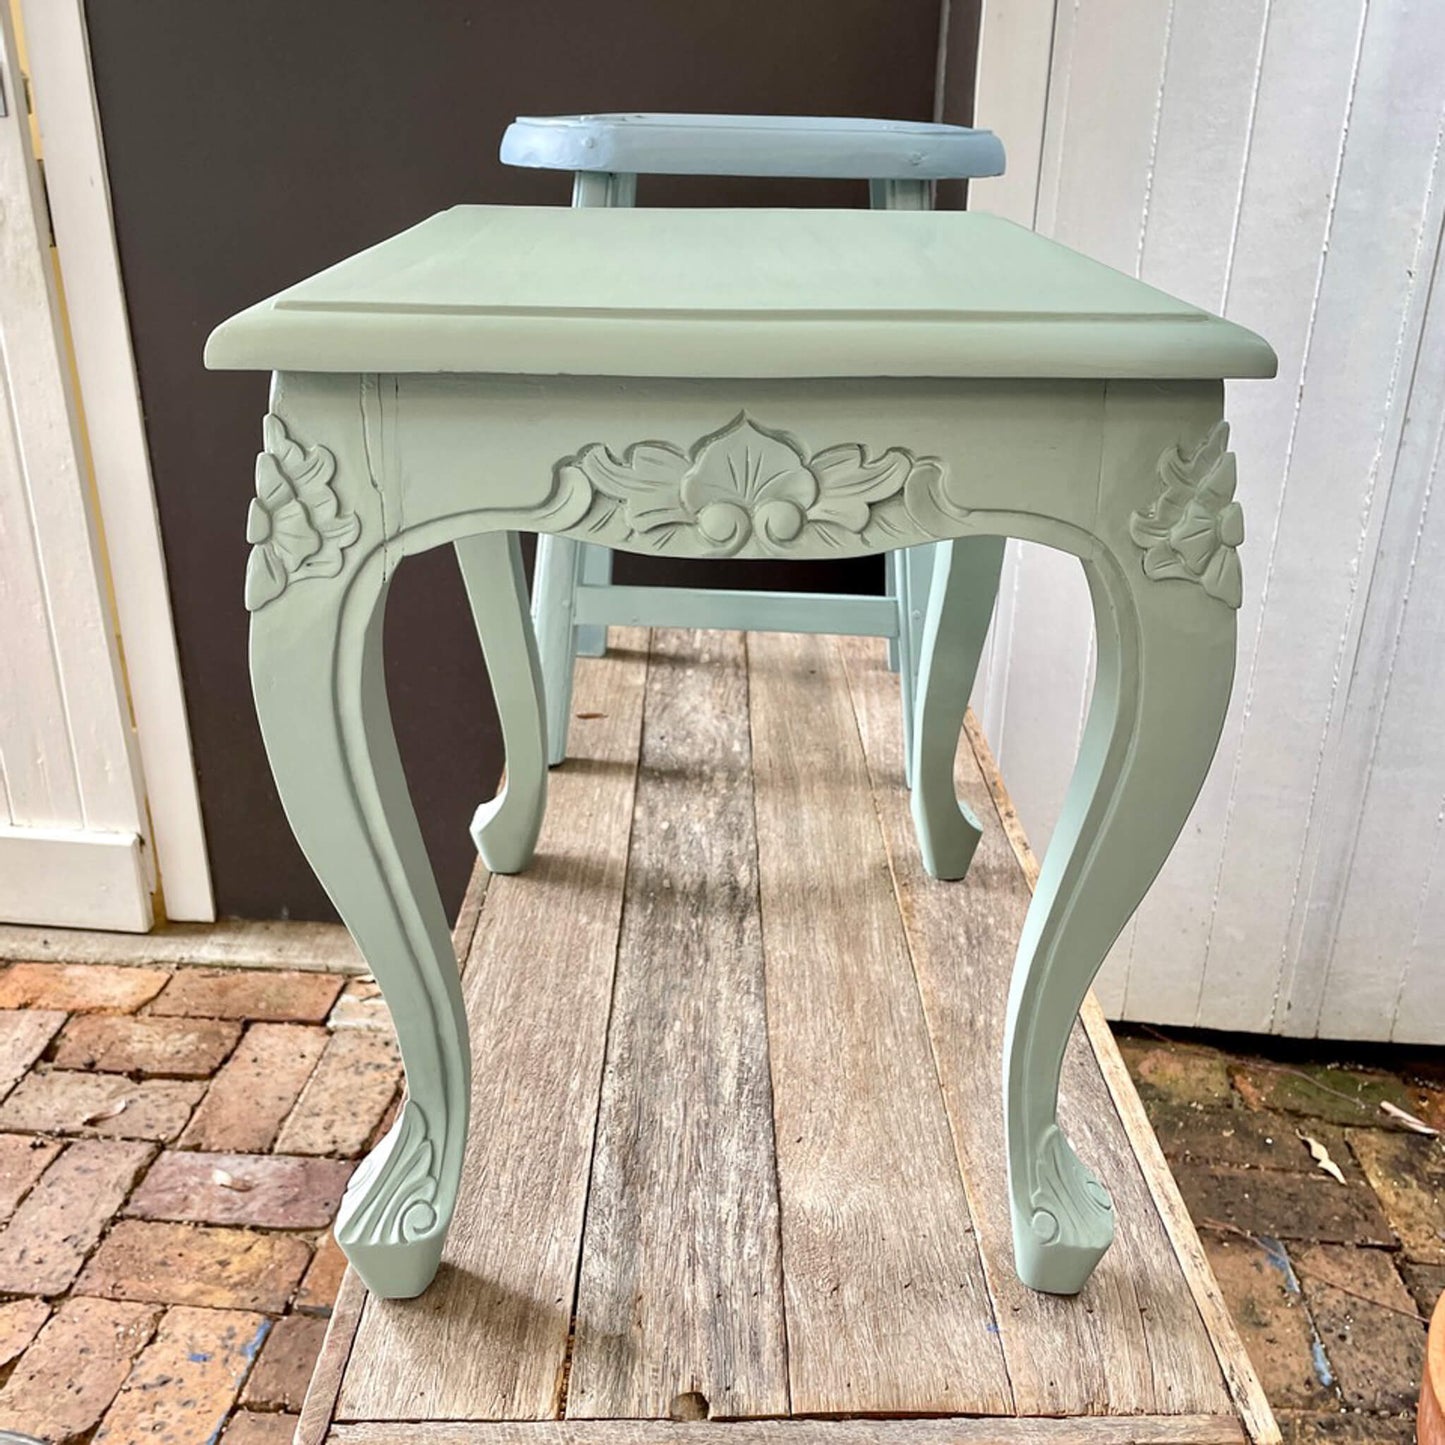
left=86, top=0, right=973, bottom=923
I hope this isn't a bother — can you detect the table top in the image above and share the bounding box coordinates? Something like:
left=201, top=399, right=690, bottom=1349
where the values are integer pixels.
left=205, top=206, right=1276, bottom=381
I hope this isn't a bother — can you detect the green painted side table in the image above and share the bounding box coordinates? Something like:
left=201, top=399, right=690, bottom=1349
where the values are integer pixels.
left=206, top=205, right=1275, bottom=1303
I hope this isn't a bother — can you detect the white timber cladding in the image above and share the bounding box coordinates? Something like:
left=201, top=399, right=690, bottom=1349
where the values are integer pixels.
left=18, top=0, right=214, bottom=920
left=0, top=1, right=152, bottom=931
left=972, top=0, right=1445, bottom=1041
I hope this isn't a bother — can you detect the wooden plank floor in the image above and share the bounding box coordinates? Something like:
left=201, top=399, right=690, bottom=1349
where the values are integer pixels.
left=302, top=629, right=1276, bottom=1445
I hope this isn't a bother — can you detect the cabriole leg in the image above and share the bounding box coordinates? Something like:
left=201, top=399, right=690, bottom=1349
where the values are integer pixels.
left=531, top=532, right=582, bottom=766
left=910, top=535, right=1006, bottom=879
left=456, top=530, right=547, bottom=874
left=1004, top=543, right=1235, bottom=1294
left=251, top=546, right=469, bottom=1300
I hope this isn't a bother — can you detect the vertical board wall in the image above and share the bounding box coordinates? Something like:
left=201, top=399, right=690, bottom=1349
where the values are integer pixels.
left=972, top=0, right=1445, bottom=1042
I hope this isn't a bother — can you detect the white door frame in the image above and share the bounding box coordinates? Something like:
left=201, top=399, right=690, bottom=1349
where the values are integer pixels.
left=0, top=0, right=154, bottom=929
left=17, top=0, right=214, bottom=921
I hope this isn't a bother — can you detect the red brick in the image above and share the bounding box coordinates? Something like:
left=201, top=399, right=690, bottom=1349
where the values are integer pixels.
left=1346, top=1127, right=1445, bottom=1265
left=1229, top=1058, right=1414, bottom=1127
left=0, top=1297, right=158, bottom=1441
left=94, top=1305, right=269, bottom=1445
left=0, top=1068, right=204, bottom=1141
left=78, top=1220, right=312, bottom=1313
left=276, top=1028, right=400, bottom=1157
left=1117, top=1035, right=1236, bottom=1106
left=223, top=1411, right=302, bottom=1445
left=222, top=1410, right=302, bottom=1445
left=53, top=1013, right=242, bottom=1077
left=1173, top=1161, right=1395, bottom=1246
left=0, top=1297, right=49, bottom=1368
left=0, top=1008, right=66, bottom=1097
left=239, top=1312, right=329, bottom=1411
left=1201, top=1232, right=1334, bottom=1408
left=1150, top=1103, right=1360, bottom=1181
left=328, top=975, right=391, bottom=1031
left=180, top=1022, right=327, bottom=1153
left=0, top=962, right=168, bottom=1013
left=0, top=1138, right=153, bottom=1295
left=1295, top=1243, right=1427, bottom=1411
left=295, top=1231, right=348, bottom=1315
left=126, top=1150, right=353, bottom=1229
left=0, top=1132, right=63, bottom=1222
left=149, top=968, right=343, bottom=1022
left=1276, top=1411, right=1416, bottom=1445
left=1402, top=1261, right=1445, bottom=1317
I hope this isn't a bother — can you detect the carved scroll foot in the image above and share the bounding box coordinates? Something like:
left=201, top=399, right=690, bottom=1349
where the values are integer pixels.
left=1010, top=1123, right=1114, bottom=1294
left=335, top=1099, right=450, bottom=1299
left=1003, top=415, right=1238, bottom=1292
left=910, top=536, right=1006, bottom=880
left=457, top=530, right=548, bottom=873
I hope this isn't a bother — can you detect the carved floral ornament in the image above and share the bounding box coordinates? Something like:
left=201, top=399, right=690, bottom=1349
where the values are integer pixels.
left=555, top=413, right=952, bottom=557
left=1130, top=421, right=1244, bottom=609
left=244, top=415, right=361, bottom=612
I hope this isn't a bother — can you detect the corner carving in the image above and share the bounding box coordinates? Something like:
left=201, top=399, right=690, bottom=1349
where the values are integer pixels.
left=244, top=415, right=362, bottom=611
left=1129, top=421, right=1244, bottom=609
left=553, top=412, right=960, bottom=558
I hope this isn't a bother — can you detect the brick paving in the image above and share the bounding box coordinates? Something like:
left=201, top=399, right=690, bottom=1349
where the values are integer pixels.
left=1119, top=1027, right=1444, bottom=1444
left=0, top=960, right=398, bottom=1443
left=0, top=952, right=1437, bottom=1442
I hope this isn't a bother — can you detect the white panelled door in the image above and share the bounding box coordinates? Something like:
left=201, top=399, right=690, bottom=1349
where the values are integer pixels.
left=0, top=1, right=152, bottom=930
left=973, top=0, right=1445, bottom=1043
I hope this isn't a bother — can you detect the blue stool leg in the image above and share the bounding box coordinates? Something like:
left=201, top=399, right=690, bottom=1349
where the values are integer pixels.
left=531, top=532, right=582, bottom=767
left=871, top=176, right=936, bottom=751
left=910, top=535, right=1007, bottom=879
left=575, top=543, right=611, bottom=658
left=897, top=543, right=937, bottom=777
left=558, top=172, right=635, bottom=681
left=884, top=551, right=901, bottom=672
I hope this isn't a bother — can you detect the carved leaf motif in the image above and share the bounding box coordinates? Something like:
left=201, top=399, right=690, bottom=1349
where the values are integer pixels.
left=1129, top=421, right=1244, bottom=609
left=337, top=1099, right=440, bottom=1248
left=555, top=412, right=950, bottom=557
left=1029, top=1123, right=1113, bottom=1244
left=244, top=415, right=361, bottom=612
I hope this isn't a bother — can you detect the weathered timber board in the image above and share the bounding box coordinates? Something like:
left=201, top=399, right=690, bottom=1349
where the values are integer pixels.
left=337, top=630, right=649, bottom=1421
left=316, top=629, right=1268, bottom=1444
left=330, top=1418, right=1247, bottom=1445
left=567, top=630, right=789, bottom=1419
left=747, top=630, right=1012, bottom=1415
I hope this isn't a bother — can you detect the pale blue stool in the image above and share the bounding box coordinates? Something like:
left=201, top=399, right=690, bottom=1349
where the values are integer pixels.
left=499, top=113, right=1008, bottom=777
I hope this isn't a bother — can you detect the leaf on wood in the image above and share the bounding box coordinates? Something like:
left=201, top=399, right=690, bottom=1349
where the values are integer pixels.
left=211, top=1168, right=255, bottom=1192
left=1380, top=1100, right=1439, bottom=1136
left=1297, top=1129, right=1346, bottom=1184
left=575, top=711, right=607, bottom=720
left=83, top=1098, right=130, bottom=1124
